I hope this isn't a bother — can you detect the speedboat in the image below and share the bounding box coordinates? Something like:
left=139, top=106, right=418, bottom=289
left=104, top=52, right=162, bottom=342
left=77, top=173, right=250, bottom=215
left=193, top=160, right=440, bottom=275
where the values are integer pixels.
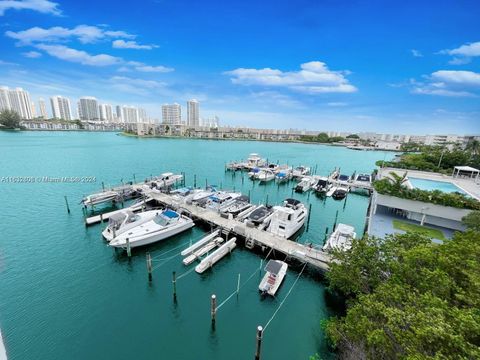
left=267, top=198, right=307, bottom=239
left=246, top=205, right=274, bottom=226
left=332, top=186, right=349, bottom=200
left=275, top=170, right=292, bottom=183
left=259, top=260, right=288, bottom=296
left=82, top=190, right=119, bottom=207
left=337, top=174, right=351, bottom=184
left=245, top=153, right=266, bottom=170
left=354, top=173, right=372, bottom=184
left=257, top=169, right=275, bottom=183
left=102, top=209, right=157, bottom=241
left=204, top=192, right=241, bottom=211
left=188, top=186, right=217, bottom=205
left=220, top=195, right=251, bottom=216
left=149, top=172, right=183, bottom=189
left=248, top=167, right=260, bottom=179
left=109, top=209, right=194, bottom=248
left=292, top=166, right=311, bottom=179
left=323, top=223, right=356, bottom=252
left=313, top=177, right=332, bottom=194
left=295, top=177, right=314, bottom=192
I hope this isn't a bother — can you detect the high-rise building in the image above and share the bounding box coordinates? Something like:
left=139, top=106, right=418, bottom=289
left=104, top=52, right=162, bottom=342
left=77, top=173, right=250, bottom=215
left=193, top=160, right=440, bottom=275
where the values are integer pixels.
left=121, top=106, right=139, bottom=123
left=115, top=105, right=122, bottom=121
left=38, top=98, right=48, bottom=119
left=50, top=96, right=73, bottom=120
left=0, top=86, right=34, bottom=119
left=162, top=103, right=181, bottom=125
left=78, top=97, right=99, bottom=121
left=187, top=99, right=199, bottom=127
left=99, top=104, right=114, bottom=121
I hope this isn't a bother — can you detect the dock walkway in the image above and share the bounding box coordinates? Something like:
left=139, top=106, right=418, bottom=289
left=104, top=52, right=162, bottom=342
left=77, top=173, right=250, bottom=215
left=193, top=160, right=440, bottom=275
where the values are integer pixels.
left=147, top=191, right=331, bottom=271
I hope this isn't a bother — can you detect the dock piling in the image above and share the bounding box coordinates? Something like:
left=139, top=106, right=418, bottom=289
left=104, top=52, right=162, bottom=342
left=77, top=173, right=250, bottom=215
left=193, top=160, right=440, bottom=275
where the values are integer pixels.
left=100, top=213, right=103, bottom=223
left=172, top=271, right=177, bottom=299
left=254, top=326, right=263, bottom=360
left=237, top=273, right=241, bottom=295
left=64, top=195, right=70, bottom=214
left=324, top=227, right=329, bottom=241
left=211, top=294, right=217, bottom=326
left=146, top=252, right=152, bottom=281
left=306, top=203, right=312, bottom=232
left=194, top=174, right=197, bottom=188
left=102, top=181, right=105, bottom=191
left=126, top=238, right=131, bottom=257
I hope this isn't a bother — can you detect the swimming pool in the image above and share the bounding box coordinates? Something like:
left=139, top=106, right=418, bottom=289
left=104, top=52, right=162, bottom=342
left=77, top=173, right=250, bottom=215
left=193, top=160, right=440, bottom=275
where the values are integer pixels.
left=409, top=177, right=467, bottom=195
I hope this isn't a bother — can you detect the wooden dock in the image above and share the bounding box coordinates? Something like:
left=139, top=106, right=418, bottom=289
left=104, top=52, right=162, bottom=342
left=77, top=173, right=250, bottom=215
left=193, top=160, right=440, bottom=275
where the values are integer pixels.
left=147, top=191, right=331, bottom=272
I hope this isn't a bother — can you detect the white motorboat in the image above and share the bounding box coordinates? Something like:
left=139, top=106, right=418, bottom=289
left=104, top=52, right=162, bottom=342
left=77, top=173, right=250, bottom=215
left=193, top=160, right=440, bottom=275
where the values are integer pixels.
left=246, top=205, right=274, bottom=226
left=259, top=260, right=288, bottom=296
left=313, top=177, right=332, bottom=194
left=257, top=169, right=276, bottom=183
left=82, top=190, right=119, bottom=207
left=267, top=198, right=307, bottom=239
left=109, top=209, right=194, bottom=248
left=295, top=177, right=315, bottom=192
left=248, top=167, right=261, bottom=179
left=204, top=192, right=242, bottom=211
left=292, top=166, right=311, bottom=179
left=187, top=186, right=217, bottom=205
left=149, top=172, right=183, bottom=189
left=102, top=209, right=157, bottom=241
left=326, top=186, right=337, bottom=197
left=220, top=195, right=251, bottom=216
left=245, top=153, right=266, bottom=169
left=275, top=170, right=292, bottom=183
left=337, top=174, right=351, bottom=184
left=323, top=224, right=356, bottom=252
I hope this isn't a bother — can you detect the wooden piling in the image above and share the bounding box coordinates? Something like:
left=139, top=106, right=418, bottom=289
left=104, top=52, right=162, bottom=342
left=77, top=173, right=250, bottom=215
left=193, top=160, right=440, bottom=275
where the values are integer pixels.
left=254, top=326, right=263, bottom=360
left=64, top=195, right=70, bottom=214
left=324, top=227, right=329, bottom=241
left=146, top=252, right=152, bottom=281
left=172, top=271, right=177, bottom=299
left=194, top=174, right=197, bottom=188
left=265, top=194, right=269, bottom=207
left=126, top=237, right=131, bottom=257
left=102, top=181, right=105, bottom=191
left=237, top=273, right=241, bottom=295
left=306, top=203, right=312, bottom=232
left=211, top=294, right=217, bottom=325
left=100, top=213, right=103, bottom=223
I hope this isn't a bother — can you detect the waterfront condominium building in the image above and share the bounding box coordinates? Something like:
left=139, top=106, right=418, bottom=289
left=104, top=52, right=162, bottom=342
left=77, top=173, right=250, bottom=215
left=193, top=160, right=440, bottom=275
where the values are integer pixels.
left=162, top=103, right=181, bottom=125
left=50, top=96, right=73, bottom=120
left=121, top=106, right=139, bottom=123
left=0, top=86, right=34, bottom=119
left=187, top=99, right=199, bottom=127
left=78, top=97, right=99, bottom=121
left=115, top=105, right=122, bottom=121
left=38, top=98, right=48, bottom=119
left=99, top=103, right=114, bottom=121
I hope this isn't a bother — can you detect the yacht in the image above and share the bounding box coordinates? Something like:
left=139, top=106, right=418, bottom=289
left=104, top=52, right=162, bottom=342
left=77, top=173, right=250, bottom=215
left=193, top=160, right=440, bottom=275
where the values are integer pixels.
left=292, top=166, right=311, bottom=179
left=248, top=167, right=260, bottom=179
left=187, top=186, right=217, bottom=205
left=82, top=190, right=119, bottom=207
left=313, top=177, right=332, bottom=194
left=354, top=173, right=372, bottom=184
left=337, top=174, right=351, bottom=184
left=245, top=153, right=266, bottom=170
left=102, top=209, right=157, bottom=241
left=332, top=186, right=349, bottom=200
left=259, top=260, right=288, bottom=297
left=109, top=209, right=194, bottom=249
left=267, top=198, right=307, bottom=239
left=257, top=169, right=276, bottom=183
left=323, top=224, right=356, bottom=252
left=275, top=170, right=292, bottom=183
left=149, top=172, right=183, bottom=189
left=295, top=177, right=314, bottom=192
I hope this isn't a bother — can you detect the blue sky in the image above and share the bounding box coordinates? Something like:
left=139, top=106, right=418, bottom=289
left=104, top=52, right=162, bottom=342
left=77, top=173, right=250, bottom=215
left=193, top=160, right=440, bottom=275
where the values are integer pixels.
left=0, top=0, right=479, bottom=134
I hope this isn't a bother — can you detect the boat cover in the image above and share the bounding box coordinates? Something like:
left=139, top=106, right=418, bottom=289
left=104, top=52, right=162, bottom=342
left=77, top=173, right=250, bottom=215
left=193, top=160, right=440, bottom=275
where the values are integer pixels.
left=265, top=260, right=282, bottom=275
left=163, top=209, right=179, bottom=218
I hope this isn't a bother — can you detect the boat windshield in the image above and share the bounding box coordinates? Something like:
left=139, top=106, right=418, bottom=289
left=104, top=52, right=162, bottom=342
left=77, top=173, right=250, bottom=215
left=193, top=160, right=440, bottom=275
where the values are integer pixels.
left=153, top=215, right=170, bottom=226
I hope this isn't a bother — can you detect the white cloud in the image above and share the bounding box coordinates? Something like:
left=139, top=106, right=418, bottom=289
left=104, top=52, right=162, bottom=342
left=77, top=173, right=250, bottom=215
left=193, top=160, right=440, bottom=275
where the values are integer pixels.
left=112, top=39, right=158, bottom=50
left=327, top=102, right=347, bottom=107
left=225, top=61, right=357, bottom=94
left=0, top=0, right=61, bottom=16
left=411, top=70, right=480, bottom=97
left=5, top=25, right=135, bottom=45
left=109, top=76, right=168, bottom=96
left=35, top=44, right=121, bottom=66
left=134, top=65, right=173, bottom=73
left=22, top=50, right=41, bottom=58
left=411, top=49, right=423, bottom=57
left=440, top=41, right=480, bottom=65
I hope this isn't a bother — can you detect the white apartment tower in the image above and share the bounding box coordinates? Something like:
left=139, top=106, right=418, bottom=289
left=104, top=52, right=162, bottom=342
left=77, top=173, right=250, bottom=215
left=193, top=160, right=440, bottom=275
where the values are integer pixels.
left=38, top=98, right=48, bottom=119
left=78, top=97, right=99, bottom=121
left=162, top=103, right=181, bottom=125
left=0, top=86, right=34, bottom=119
left=99, top=104, right=114, bottom=121
left=187, top=99, right=199, bottom=127
left=121, top=106, right=139, bottom=123
left=50, top=96, right=73, bottom=120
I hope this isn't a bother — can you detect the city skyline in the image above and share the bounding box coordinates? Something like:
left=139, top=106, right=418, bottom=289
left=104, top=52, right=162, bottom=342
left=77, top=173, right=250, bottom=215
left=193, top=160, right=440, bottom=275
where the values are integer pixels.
left=0, top=0, right=479, bottom=133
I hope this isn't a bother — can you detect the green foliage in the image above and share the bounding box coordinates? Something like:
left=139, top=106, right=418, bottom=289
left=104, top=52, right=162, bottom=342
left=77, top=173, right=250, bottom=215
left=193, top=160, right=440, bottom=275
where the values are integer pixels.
left=300, top=132, right=345, bottom=143
left=373, top=177, right=480, bottom=210
left=326, top=231, right=480, bottom=359
left=73, top=119, right=84, bottom=129
left=346, top=134, right=360, bottom=139
left=0, top=109, right=22, bottom=129
left=462, top=211, right=480, bottom=232
left=377, top=146, right=480, bottom=173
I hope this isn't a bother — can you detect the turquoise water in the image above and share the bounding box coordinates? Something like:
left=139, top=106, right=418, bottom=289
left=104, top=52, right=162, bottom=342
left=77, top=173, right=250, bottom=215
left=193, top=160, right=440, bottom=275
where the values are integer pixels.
left=409, top=177, right=467, bottom=195
left=0, top=132, right=395, bottom=360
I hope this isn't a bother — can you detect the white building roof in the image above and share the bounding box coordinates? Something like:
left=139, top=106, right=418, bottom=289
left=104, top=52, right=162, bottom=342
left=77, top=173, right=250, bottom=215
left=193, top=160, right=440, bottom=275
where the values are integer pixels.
left=454, top=166, right=479, bottom=173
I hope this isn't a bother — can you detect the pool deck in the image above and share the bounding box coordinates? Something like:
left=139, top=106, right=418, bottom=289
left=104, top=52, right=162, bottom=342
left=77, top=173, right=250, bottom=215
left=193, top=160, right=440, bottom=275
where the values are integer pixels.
left=379, top=168, right=480, bottom=201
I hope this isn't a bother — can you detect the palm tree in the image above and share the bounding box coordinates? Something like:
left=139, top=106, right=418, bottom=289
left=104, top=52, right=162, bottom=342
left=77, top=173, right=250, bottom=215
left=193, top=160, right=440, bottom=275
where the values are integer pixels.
left=388, top=171, right=408, bottom=191
left=466, top=139, right=479, bottom=156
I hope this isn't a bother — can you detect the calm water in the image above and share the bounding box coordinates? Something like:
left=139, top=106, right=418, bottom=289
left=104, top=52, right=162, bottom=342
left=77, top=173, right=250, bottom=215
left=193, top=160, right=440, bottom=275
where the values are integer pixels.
left=0, top=131, right=395, bottom=360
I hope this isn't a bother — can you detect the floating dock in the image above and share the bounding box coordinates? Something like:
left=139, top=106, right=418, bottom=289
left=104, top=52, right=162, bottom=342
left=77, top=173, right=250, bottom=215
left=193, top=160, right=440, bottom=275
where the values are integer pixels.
left=146, top=191, right=331, bottom=272
left=195, top=238, right=237, bottom=273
